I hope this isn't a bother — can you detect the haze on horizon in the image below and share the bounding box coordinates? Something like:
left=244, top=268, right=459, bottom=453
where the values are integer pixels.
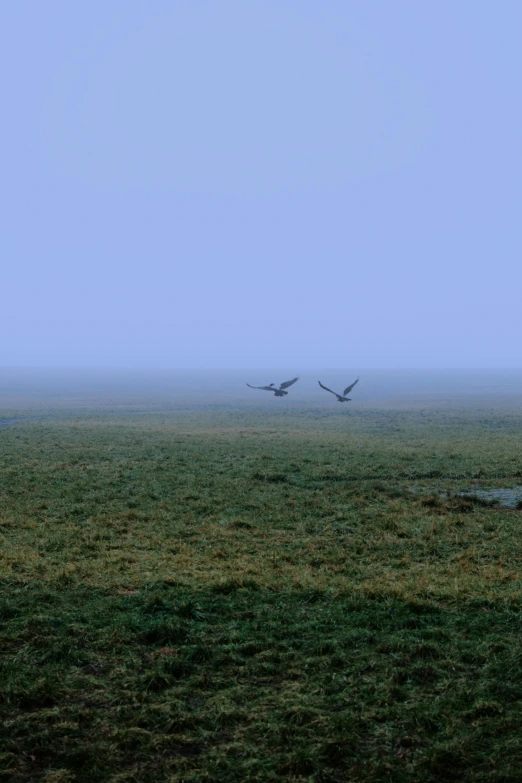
left=2, top=1, right=520, bottom=371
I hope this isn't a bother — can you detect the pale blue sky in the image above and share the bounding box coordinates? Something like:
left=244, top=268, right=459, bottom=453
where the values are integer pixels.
left=2, top=1, right=520, bottom=368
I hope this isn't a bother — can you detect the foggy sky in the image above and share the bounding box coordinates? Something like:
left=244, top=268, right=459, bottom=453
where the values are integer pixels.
left=2, top=1, right=520, bottom=369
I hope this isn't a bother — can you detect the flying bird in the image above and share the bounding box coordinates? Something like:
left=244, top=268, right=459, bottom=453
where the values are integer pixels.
left=246, top=377, right=299, bottom=397
left=318, top=378, right=359, bottom=402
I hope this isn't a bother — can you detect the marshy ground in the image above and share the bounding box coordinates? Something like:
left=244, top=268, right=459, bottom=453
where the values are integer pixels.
left=1, top=378, right=522, bottom=781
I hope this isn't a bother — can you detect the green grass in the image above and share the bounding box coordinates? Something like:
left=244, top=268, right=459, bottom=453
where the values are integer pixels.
left=2, top=406, right=522, bottom=781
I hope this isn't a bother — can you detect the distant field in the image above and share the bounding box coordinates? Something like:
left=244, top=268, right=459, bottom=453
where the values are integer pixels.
left=2, top=380, right=522, bottom=781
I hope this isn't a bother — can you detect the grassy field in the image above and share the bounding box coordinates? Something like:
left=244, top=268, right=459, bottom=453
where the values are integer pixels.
left=2, top=400, right=522, bottom=782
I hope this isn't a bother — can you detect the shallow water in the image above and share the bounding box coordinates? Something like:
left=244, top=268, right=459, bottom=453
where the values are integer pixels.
left=460, top=486, right=522, bottom=508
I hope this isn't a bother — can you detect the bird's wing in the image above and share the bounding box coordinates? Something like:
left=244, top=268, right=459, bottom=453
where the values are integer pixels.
left=246, top=383, right=275, bottom=391
left=343, top=378, right=359, bottom=396
left=279, top=377, right=299, bottom=390
left=318, top=381, right=338, bottom=396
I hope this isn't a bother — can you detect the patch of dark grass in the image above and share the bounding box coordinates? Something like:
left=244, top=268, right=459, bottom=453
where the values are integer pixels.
left=251, top=471, right=289, bottom=483
left=420, top=495, right=445, bottom=508
left=2, top=585, right=522, bottom=781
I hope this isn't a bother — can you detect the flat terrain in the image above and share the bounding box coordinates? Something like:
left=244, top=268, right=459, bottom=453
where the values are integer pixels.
left=2, top=376, right=522, bottom=781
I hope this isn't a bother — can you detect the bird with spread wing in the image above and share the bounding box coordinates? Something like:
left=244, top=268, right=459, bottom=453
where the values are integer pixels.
left=246, top=377, right=299, bottom=397
left=318, top=378, right=359, bottom=402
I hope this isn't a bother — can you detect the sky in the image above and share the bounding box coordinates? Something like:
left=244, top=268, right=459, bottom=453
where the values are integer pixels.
left=1, top=1, right=520, bottom=369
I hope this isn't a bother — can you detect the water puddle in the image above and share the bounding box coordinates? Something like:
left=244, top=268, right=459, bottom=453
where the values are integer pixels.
left=458, top=486, right=522, bottom=509
left=0, top=417, right=43, bottom=429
